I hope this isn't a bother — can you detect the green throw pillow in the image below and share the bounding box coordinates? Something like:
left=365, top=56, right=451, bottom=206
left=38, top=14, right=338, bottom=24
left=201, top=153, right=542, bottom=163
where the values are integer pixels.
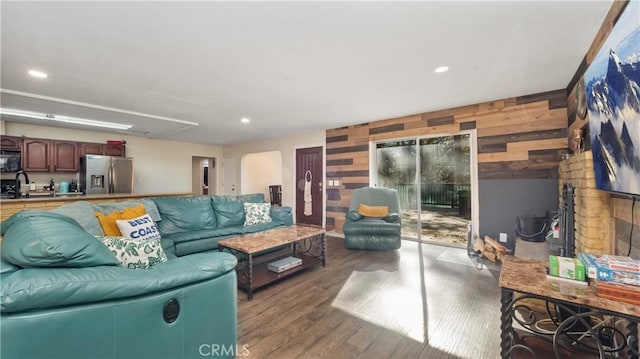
left=99, top=236, right=168, bottom=269
left=243, top=202, right=272, bottom=226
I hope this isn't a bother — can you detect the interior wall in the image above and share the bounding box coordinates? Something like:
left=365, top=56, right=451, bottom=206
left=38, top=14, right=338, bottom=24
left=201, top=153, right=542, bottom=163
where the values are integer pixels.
left=479, top=179, right=559, bottom=244
left=241, top=151, right=282, bottom=200
left=325, top=91, right=568, bottom=235
left=222, top=131, right=325, bottom=214
left=209, top=159, right=216, bottom=195
left=2, top=122, right=223, bottom=194
left=191, top=157, right=201, bottom=195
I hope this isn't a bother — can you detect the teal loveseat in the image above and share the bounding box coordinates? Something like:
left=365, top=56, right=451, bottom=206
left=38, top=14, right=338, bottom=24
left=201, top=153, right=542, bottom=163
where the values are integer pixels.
left=0, top=193, right=293, bottom=359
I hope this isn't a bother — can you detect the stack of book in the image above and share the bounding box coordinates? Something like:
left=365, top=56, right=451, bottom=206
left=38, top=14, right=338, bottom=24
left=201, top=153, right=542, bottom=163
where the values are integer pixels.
left=578, top=253, right=640, bottom=305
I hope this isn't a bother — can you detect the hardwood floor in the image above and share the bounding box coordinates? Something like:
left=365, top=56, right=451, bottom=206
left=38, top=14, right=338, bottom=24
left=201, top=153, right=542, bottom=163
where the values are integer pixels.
left=237, top=237, right=503, bottom=358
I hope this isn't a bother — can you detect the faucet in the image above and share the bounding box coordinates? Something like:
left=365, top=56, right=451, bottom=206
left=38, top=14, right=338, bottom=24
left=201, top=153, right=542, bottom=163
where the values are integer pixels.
left=15, top=170, right=30, bottom=199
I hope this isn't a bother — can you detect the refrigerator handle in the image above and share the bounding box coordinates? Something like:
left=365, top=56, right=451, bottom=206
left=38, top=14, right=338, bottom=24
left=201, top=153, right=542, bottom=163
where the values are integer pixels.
left=108, top=163, right=114, bottom=194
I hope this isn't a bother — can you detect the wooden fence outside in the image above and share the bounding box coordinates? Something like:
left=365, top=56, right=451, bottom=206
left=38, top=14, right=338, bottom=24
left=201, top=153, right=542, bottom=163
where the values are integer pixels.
left=394, top=183, right=470, bottom=210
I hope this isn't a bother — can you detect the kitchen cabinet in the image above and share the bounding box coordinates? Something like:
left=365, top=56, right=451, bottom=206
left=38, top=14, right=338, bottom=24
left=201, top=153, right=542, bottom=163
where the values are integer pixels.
left=23, top=139, right=78, bottom=172
left=79, top=142, right=126, bottom=157
left=106, top=143, right=126, bottom=157
left=79, top=142, right=106, bottom=156
left=52, top=140, right=78, bottom=172
left=0, top=136, right=22, bottom=151
left=22, top=138, right=51, bottom=172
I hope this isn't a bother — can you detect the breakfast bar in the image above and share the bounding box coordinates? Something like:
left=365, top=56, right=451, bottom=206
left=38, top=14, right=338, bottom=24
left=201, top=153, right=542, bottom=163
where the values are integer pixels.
left=0, top=192, right=193, bottom=222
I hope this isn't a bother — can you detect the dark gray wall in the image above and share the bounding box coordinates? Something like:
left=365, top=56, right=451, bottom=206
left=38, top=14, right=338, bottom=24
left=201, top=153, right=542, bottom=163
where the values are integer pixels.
left=478, top=179, right=559, bottom=245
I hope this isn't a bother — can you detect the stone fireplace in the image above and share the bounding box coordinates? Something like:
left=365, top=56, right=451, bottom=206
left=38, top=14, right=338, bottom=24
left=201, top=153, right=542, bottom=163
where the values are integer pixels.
left=559, top=151, right=639, bottom=257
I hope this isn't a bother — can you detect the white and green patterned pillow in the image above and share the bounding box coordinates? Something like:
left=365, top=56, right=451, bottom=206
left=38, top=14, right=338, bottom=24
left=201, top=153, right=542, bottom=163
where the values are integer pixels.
left=99, top=236, right=167, bottom=269
left=243, top=202, right=272, bottom=226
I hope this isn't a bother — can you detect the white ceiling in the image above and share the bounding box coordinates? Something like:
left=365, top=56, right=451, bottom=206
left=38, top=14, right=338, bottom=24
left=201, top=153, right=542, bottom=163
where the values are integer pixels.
left=0, top=1, right=613, bottom=145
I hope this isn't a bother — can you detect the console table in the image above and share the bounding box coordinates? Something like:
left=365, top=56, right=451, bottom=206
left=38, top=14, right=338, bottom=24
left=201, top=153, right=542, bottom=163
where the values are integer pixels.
left=499, top=256, right=640, bottom=359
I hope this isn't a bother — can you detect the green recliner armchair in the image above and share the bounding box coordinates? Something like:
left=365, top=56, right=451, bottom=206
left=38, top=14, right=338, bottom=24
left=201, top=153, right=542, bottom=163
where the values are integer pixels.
left=343, top=187, right=402, bottom=250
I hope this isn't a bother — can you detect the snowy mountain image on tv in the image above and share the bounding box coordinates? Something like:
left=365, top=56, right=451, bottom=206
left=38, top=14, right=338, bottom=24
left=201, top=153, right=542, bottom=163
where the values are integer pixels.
left=585, top=0, right=640, bottom=197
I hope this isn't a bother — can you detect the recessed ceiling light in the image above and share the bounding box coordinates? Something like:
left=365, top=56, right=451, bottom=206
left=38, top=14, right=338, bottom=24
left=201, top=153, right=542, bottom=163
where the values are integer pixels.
left=28, top=70, right=48, bottom=78
left=241, top=118, right=250, bottom=124
left=434, top=66, right=449, bottom=73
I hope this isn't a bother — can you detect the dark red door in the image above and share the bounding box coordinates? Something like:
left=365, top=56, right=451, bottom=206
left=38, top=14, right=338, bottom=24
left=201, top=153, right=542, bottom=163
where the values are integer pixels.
left=296, top=146, right=323, bottom=226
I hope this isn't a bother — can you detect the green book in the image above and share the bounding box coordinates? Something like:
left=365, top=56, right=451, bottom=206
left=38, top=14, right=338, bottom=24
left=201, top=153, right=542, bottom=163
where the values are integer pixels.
left=549, top=255, right=586, bottom=282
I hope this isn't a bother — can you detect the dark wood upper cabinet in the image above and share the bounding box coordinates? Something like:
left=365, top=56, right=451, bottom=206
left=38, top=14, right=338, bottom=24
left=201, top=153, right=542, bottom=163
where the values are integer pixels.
left=79, top=142, right=106, bottom=156
left=106, top=143, right=126, bottom=157
left=79, top=142, right=125, bottom=157
left=52, top=140, right=78, bottom=172
left=12, top=137, right=125, bottom=173
left=0, top=136, right=22, bottom=151
left=22, top=138, right=51, bottom=172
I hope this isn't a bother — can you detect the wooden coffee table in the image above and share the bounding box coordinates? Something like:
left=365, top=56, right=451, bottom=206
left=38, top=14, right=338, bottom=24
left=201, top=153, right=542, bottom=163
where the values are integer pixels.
left=218, top=225, right=326, bottom=300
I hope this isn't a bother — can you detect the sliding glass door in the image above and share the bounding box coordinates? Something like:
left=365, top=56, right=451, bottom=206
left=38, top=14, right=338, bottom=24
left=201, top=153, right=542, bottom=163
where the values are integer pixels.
left=374, top=133, right=473, bottom=247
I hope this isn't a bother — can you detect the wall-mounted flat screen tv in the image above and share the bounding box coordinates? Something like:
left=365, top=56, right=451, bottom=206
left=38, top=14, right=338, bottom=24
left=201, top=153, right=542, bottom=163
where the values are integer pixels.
left=585, top=0, right=640, bottom=198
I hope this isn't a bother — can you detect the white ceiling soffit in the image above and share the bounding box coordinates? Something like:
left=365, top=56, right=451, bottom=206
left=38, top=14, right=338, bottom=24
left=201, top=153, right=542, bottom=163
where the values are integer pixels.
left=0, top=90, right=198, bottom=137
left=0, top=1, right=613, bottom=145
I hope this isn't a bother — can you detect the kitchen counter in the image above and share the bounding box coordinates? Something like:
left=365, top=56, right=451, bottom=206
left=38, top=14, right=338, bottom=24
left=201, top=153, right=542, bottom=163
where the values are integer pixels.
left=0, top=192, right=194, bottom=221
left=1, top=192, right=193, bottom=203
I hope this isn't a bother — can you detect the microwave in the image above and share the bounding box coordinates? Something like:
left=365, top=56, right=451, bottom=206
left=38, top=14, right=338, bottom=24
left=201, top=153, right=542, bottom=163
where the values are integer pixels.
left=1, top=150, right=21, bottom=172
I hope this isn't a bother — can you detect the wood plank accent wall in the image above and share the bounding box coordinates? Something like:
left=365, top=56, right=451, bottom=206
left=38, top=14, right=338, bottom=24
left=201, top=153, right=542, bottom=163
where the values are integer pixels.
left=326, top=91, right=569, bottom=232
left=564, top=0, right=637, bottom=256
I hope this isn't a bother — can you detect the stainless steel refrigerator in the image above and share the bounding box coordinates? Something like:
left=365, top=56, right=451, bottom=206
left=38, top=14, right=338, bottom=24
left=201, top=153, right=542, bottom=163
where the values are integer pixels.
left=80, top=155, right=134, bottom=195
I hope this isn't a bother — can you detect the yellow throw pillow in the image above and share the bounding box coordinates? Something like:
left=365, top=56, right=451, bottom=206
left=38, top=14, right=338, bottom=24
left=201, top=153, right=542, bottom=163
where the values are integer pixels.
left=358, top=204, right=389, bottom=218
left=95, top=204, right=147, bottom=236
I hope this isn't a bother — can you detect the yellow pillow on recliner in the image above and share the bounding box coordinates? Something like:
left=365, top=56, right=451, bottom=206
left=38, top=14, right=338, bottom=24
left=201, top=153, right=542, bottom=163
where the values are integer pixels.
left=95, top=204, right=147, bottom=236
left=358, top=204, right=389, bottom=218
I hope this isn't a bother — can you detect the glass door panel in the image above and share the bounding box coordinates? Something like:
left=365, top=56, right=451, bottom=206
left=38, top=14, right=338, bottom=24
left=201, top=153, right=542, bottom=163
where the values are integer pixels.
left=375, top=140, right=419, bottom=240
left=419, top=134, right=471, bottom=247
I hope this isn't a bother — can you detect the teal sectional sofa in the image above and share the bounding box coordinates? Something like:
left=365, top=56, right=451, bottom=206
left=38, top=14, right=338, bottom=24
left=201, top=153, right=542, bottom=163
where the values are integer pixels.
left=0, top=193, right=293, bottom=359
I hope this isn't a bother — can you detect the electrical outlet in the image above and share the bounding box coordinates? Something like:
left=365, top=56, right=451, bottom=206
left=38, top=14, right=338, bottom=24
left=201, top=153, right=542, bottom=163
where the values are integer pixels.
left=499, top=232, right=508, bottom=243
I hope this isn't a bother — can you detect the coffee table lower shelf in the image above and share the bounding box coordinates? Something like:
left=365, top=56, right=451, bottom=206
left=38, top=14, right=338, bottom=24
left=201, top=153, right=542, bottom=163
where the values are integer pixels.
left=238, top=253, right=322, bottom=297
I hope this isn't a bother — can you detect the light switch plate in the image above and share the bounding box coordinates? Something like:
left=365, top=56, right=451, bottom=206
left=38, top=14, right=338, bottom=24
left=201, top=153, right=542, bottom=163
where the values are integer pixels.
left=499, top=233, right=508, bottom=243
